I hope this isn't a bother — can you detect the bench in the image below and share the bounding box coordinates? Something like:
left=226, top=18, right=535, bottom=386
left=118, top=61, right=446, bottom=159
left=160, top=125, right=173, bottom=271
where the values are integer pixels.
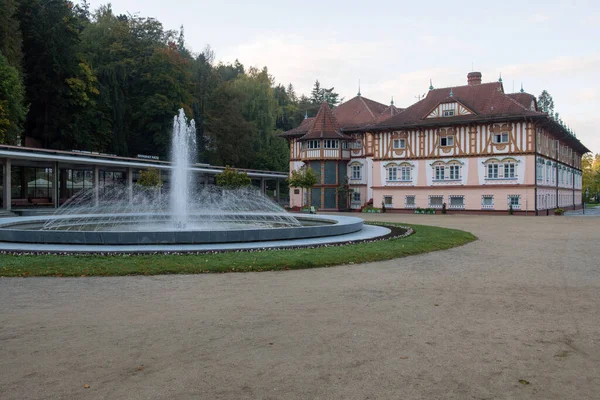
left=29, top=197, right=54, bottom=206
left=11, top=198, right=54, bottom=207
left=11, top=198, right=29, bottom=207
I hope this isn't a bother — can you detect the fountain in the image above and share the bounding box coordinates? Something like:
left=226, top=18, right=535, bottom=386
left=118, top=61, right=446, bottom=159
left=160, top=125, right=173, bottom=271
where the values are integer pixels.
left=171, top=109, right=196, bottom=230
left=0, top=110, right=388, bottom=252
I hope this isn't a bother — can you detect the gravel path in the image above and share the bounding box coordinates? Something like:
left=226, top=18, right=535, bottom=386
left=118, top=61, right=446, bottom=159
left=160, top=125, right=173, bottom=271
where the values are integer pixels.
left=1, top=214, right=599, bottom=400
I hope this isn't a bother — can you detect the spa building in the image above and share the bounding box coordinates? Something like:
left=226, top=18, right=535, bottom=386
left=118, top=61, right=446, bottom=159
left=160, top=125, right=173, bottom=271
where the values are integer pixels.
left=281, top=72, right=590, bottom=214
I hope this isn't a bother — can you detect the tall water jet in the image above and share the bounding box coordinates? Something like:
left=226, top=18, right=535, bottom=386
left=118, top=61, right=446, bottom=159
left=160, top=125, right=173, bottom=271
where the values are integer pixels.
left=171, top=109, right=196, bottom=229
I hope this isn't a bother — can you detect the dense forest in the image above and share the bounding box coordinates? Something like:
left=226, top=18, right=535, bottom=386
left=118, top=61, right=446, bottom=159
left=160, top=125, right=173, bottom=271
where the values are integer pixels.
left=0, top=0, right=341, bottom=171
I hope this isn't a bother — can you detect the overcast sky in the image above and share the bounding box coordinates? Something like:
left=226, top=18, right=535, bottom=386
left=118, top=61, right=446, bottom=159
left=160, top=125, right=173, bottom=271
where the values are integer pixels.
left=86, top=0, right=600, bottom=154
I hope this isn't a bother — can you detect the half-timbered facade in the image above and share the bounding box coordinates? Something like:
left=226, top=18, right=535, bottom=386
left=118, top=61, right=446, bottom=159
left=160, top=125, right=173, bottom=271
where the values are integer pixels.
left=282, top=72, right=590, bottom=214
left=282, top=94, right=402, bottom=210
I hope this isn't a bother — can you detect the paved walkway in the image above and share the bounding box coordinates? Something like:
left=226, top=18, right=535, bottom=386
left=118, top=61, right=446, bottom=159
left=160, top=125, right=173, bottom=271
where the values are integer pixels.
left=565, top=205, right=600, bottom=216
left=1, top=214, right=599, bottom=400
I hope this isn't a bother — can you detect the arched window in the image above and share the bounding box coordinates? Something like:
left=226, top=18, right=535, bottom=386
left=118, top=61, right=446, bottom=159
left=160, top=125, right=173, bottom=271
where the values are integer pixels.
left=385, top=162, right=413, bottom=182
left=387, top=165, right=398, bottom=181
left=399, top=163, right=412, bottom=181
left=487, top=162, right=499, bottom=179
left=447, top=161, right=462, bottom=180
left=503, top=159, right=516, bottom=179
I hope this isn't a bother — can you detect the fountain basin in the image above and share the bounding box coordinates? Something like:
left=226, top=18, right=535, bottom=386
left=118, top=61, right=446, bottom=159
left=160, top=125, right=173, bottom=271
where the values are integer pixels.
left=0, top=214, right=363, bottom=245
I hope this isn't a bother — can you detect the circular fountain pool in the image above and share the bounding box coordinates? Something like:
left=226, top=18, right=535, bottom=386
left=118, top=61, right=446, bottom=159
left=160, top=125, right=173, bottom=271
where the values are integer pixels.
left=0, top=213, right=365, bottom=245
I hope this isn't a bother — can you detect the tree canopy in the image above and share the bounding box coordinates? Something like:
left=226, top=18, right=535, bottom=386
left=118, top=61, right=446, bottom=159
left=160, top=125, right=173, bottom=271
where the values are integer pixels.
left=582, top=153, right=600, bottom=202
left=0, top=0, right=344, bottom=172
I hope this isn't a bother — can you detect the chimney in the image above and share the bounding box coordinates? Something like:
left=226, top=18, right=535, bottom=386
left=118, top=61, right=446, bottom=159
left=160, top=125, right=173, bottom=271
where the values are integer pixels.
left=467, top=71, right=482, bottom=86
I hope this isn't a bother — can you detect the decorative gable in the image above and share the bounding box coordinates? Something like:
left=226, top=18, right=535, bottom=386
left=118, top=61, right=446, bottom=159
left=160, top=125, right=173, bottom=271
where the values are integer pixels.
left=425, top=101, right=475, bottom=119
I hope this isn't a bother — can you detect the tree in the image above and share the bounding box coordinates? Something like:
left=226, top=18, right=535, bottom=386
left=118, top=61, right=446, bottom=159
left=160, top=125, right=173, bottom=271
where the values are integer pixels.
left=288, top=166, right=318, bottom=206
left=204, top=82, right=255, bottom=167
left=583, top=153, right=600, bottom=203
left=18, top=0, right=87, bottom=148
left=216, top=59, right=244, bottom=81
left=216, top=166, right=251, bottom=189
left=310, top=79, right=341, bottom=108
left=232, top=66, right=279, bottom=153
left=137, top=168, right=162, bottom=187
left=0, top=51, right=26, bottom=144
left=0, top=0, right=23, bottom=69
left=538, top=90, right=555, bottom=116
left=191, top=48, right=219, bottom=163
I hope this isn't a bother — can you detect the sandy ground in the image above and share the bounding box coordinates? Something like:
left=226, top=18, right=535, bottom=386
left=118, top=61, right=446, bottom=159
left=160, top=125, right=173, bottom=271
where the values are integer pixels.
left=1, top=214, right=599, bottom=400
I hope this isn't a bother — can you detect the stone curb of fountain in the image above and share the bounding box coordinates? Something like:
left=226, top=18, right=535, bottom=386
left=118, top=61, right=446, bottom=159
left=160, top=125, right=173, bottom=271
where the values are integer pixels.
left=0, top=224, right=412, bottom=256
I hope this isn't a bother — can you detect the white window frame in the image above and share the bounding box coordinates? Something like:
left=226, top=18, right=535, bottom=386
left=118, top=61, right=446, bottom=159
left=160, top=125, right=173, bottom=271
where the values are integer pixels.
left=440, top=136, right=454, bottom=147
left=449, top=165, right=460, bottom=180
left=448, top=195, right=465, bottom=209
left=504, top=162, right=516, bottom=179
left=405, top=195, right=416, bottom=208
left=342, top=141, right=349, bottom=149
left=481, top=195, right=494, bottom=209
left=387, top=166, right=398, bottom=182
left=429, top=195, right=444, bottom=208
left=434, top=165, right=445, bottom=180
left=400, top=166, right=411, bottom=181
left=508, top=195, right=521, bottom=210
left=351, top=140, right=362, bottom=149
left=393, top=139, right=406, bottom=149
left=352, top=188, right=361, bottom=203
left=443, top=109, right=455, bottom=117
left=351, top=165, right=361, bottom=180
left=487, top=163, right=499, bottom=179
left=383, top=196, right=393, bottom=207
left=537, top=163, right=543, bottom=181
left=493, top=132, right=509, bottom=144
left=307, top=140, right=320, bottom=149
left=323, top=139, right=339, bottom=149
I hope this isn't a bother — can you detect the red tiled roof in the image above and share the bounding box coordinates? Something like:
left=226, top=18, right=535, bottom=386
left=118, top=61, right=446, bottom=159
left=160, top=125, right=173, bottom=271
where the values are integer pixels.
left=376, top=104, right=404, bottom=122
left=374, top=82, right=544, bottom=130
left=279, top=117, right=315, bottom=138
left=506, top=92, right=537, bottom=111
left=299, top=102, right=352, bottom=141
left=281, top=95, right=401, bottom=137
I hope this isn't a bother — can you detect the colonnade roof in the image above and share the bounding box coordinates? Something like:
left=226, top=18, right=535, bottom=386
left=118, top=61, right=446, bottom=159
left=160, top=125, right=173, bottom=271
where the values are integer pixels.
left=0, top=145, right=287, bottom=179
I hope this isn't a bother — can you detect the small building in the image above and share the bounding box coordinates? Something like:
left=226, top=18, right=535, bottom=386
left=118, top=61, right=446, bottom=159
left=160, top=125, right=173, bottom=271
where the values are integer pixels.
left=282, top=72, right=590, bottom=214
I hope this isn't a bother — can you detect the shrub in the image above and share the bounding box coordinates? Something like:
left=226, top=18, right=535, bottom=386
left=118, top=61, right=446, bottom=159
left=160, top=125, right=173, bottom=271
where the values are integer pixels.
left=216, top=166, right=251, bottom=189
left=554, top=208, right=565, bottom=215
left=441, top=202, right=447, bottom=214
left=137, top=168, right=162, bottom=187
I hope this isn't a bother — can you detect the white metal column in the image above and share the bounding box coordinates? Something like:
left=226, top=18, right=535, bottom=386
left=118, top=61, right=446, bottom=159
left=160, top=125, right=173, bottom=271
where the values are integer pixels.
left=53, top=162, right=59, bottom=208
left=2, top=159, right=11, bottom=211
left=93, top=165, right=100, bottom=207
left=127, top=167, right=133, bottom=202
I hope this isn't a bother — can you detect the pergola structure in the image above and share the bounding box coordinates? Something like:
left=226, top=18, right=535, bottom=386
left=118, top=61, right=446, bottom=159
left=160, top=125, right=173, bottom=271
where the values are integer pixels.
left=0, top=145, right=288, bottom=213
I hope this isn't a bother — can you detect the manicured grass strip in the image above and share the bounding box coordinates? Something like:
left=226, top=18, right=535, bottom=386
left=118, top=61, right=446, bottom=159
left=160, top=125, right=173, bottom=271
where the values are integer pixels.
left=0, top=223, right=476, bottom=277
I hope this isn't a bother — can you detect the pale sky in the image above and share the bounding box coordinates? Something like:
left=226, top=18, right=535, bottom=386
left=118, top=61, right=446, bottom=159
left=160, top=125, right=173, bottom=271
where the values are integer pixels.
left=87, top=0, right=600, bottom=154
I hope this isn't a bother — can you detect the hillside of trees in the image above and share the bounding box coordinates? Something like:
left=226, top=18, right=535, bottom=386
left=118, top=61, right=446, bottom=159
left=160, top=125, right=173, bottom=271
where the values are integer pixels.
left=0, top=0, right=340, bottom=171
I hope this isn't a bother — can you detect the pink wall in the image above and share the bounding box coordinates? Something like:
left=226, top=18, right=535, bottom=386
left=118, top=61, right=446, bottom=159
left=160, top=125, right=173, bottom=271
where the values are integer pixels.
left=373, top=187, right=536, bottom=211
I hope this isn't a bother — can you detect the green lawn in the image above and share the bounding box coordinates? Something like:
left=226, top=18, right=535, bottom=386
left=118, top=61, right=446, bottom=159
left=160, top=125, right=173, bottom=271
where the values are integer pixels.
left=0, top=223, right=476, bottom=277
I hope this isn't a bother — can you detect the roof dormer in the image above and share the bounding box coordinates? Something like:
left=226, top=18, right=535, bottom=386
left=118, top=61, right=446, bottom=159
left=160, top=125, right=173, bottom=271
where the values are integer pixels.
left=424, top=99, right=475, bottom=119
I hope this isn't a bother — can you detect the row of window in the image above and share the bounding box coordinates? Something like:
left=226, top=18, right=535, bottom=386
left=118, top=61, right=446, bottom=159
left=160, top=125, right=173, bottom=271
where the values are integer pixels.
left=304, top=140, right=350, bottom=149
left=380, top=194, right=521, bottom=209
left=486, top=162, right=516, bottom=179
left=434, top=165, right=461, bottom=180
left=390, top=132, right=509, bottom=150
left=536, top=163, right=580, bottom=186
